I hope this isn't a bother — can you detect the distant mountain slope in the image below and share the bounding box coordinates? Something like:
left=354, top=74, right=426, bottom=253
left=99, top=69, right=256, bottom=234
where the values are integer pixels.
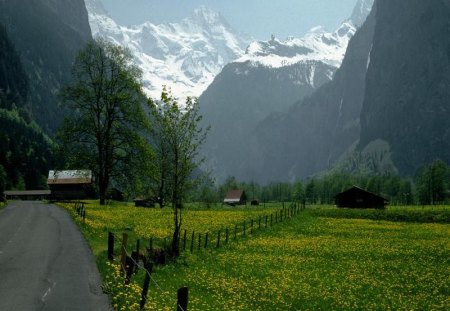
left=0, top=0, right=92, bottom=133
left=0, top=25, right=55, bottom=190
left=249, top=7, right=377, bottom=182
left=359, top=0, right=450, bottom=175
left=200, top=0, right=374, bottom=182
left=0, top=24, right=28, bottom=112
left=86, top=0, right=250, bottom=99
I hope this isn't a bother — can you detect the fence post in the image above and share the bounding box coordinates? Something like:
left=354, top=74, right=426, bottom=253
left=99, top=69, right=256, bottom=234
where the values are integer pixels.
left=108, top=232, right=114, bottom=261
left=258, top=216, right=261, bottom=229
left=183, top=230, right=187, bottom=251
left=190, top=231, right=195, bottom=253
left=251, top=219, right=254, bottom=234
left=135, top=240, right=140, bottom=272
left=149, top=237, right=153, bottom=252
left=125, top=255, right=135, bottom=284
left=265, top=215, right=268, bottom=228
left=177, top=287, right=188, bottom=311
left=204, top=232, right=209, bottom=248
left=270, top=214, right=273, bottom=226
left=225, top=228, right=229, bottom=244
left=243, top=221, right=246, bottom=235
left=234, top=224, right=237, bottom=240
left=198, top=233, right=201, bottom=251
left=120, top=233, right=129, bottom=274
left=139, top=263, right=153, bottom=310
left=82, top=210, right=86, bottom=223
left=217, top=230, right=221, bottom=248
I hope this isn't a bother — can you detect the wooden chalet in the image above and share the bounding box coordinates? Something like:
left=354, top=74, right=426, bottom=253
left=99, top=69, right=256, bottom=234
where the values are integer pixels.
left=224, top=190, right=247, bottom=206
left=47, top=170, right=95, bottom=201
left=334, top=186, right=388, bottom=209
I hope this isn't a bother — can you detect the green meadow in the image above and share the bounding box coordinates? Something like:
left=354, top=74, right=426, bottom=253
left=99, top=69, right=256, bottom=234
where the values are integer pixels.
left=62, top=202, right=450, bottom=310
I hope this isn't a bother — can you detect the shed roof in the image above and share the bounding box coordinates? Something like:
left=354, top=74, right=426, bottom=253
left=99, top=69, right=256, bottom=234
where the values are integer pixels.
left=47, top=170, right=92, bottom=185
left=224, top=190, right=245, bottom=203
left=334, top=186, right=388, bottom=201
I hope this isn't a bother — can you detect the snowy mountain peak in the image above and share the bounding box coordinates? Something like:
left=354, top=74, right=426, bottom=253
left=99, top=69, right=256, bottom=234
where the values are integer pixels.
left=85, top=0, right=251, bottom=99
left=235, top=0, right=372, bottom=70
left=190, top=5, right=226, bottom=26
left=237, top=22, right=355, bottom=69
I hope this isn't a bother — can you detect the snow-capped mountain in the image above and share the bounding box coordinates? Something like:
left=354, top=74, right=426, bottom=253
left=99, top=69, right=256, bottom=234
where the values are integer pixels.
left=235, top=0, right=373, bottom=71
left=85, top=0, right=251, bottom=99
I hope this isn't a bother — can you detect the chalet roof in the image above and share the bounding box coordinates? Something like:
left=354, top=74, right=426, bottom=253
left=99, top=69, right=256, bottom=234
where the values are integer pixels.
left=47, top=170, right=92, bottom=185
left=224, top=190, right=246, bottom=203
left=334, top=186, right=388, bottom=201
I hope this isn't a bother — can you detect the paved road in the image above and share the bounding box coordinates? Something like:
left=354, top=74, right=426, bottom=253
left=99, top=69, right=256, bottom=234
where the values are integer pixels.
left=0, top=201, right=112, bottom=311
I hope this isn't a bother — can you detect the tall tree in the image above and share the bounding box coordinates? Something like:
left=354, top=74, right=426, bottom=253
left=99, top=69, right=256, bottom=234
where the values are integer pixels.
left=415, top=160, right=448, bottom=205
left=58, top=39, right=146, bottom=205
left=148, top=88, right=209, bottom=256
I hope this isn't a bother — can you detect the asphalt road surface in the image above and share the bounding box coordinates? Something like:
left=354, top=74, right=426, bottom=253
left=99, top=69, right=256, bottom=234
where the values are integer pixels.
left=0, top=201, right=112, bottom=311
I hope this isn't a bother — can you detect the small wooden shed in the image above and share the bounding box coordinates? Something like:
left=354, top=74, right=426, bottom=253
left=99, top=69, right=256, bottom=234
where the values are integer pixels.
left=224, top=190, right=247, bottom=206
left=47, top=170, right=95, bottom=201
left=334, top=186, right=388, bottom=209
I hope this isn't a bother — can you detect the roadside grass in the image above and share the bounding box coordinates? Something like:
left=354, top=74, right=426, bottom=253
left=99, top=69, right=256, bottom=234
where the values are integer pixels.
left=61, top=202, right=450, bottom=310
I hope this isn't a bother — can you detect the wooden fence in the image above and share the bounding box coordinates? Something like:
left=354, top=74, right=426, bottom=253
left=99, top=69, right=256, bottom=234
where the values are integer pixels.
left=104, top=201, right=306, bottom=310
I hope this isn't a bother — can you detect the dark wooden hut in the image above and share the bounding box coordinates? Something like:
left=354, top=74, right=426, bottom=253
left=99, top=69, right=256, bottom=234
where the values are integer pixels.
left=334, top=186, right=388, bottom=209
left=47, top=170, right=95, bottom=201
left=224, top=190, right=247, bottom=206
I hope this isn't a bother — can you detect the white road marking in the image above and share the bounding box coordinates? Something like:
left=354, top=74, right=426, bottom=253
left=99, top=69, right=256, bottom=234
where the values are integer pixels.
left=41, top=282, right=56, bottom=301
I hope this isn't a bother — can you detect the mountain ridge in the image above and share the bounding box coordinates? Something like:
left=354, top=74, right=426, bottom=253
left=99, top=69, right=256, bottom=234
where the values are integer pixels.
left=86, top=0, right=251, bottom=99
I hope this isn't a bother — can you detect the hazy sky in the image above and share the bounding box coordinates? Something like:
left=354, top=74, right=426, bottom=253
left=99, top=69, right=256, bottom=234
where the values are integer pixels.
left=102, top=0, right=359, bottom=40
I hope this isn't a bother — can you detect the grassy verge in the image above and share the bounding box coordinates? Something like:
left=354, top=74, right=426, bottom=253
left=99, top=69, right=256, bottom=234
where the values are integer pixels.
left=61, top=202, right=450, bottom=310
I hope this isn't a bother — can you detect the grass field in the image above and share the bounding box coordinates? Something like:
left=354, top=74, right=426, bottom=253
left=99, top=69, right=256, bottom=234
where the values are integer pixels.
left=61, top=202, right=450, bottom=310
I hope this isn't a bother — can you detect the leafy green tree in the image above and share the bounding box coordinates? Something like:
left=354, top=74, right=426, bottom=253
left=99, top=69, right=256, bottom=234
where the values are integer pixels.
left=415, top=160, right=448, bottom=205
left=305, top=179, right=317, bottom=204
left=148, top=88, right=209, bottom=256
left=399, top=179, right=413, bottom=205
left=293, top=181, right=305, bottom=203
left=58, top=39, right=146, bottom=205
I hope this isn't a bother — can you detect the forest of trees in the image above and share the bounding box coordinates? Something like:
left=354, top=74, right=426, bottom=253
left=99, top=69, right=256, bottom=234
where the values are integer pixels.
left=195, top=159, right=450, bottom=206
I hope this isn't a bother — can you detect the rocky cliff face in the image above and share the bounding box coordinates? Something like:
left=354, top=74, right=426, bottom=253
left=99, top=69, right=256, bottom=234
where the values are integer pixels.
left=359, top=0, right=450, bottom=175
left=0, top=0, right=92, bottom=133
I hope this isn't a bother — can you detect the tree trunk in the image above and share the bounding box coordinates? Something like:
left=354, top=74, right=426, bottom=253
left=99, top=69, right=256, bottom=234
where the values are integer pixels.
left=98, top=173, right=109, bottom=206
